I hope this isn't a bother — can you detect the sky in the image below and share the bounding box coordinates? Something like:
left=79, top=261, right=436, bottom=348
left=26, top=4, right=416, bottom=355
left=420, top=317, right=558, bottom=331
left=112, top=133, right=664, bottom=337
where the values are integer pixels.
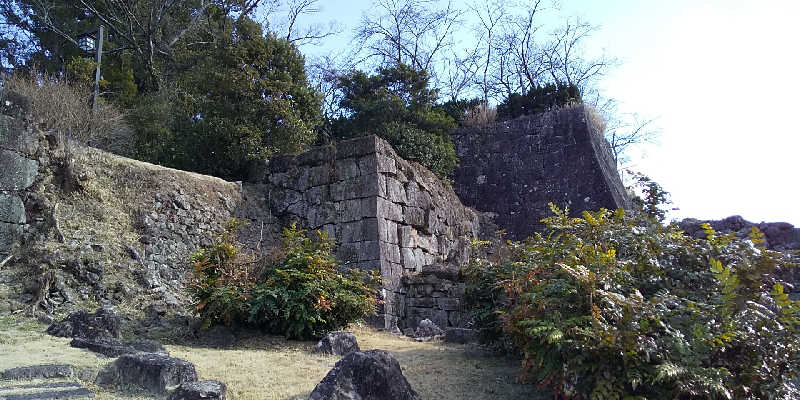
left=291, top=0, right=800, bottom=225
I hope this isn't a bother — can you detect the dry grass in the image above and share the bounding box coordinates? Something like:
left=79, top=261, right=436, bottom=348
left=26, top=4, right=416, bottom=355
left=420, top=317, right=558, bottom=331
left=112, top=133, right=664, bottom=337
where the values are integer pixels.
left=168, top=325, right=546, bottom=400
left=0, top=317, right=545, bottom=400
left=3, top=70, right=135, bottom=156
left=583, top=105, right=607, bottom=134
left=461, top=102, right=497, bottom=127
left=0, top=316, right=106, bottom=372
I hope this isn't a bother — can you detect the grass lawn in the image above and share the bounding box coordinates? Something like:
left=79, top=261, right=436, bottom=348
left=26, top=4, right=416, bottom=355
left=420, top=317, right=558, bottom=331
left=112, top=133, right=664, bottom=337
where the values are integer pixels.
left=1, top=316, right=546, bottom=399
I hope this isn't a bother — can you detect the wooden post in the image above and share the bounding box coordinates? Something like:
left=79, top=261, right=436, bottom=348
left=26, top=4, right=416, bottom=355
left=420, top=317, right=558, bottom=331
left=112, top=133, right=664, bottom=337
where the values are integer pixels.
left=91, top=25, right=104, bottom=113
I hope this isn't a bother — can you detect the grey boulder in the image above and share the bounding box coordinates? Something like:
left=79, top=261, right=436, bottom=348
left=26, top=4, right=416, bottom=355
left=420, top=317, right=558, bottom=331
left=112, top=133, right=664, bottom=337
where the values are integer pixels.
left=309, top=350, right=419, bottom=400
left=312, top=331, right=360, bottom=357
left=169, top=380, right=227, bottom=400
left=414, top=319, right=443, bottom=339
left=97, top=352, right=197, bottom=393
left=1, top=364, right=73, bottom=380
left=46, top=307, right=121, bottom=339
left=71, top=337, right=167, bottom=357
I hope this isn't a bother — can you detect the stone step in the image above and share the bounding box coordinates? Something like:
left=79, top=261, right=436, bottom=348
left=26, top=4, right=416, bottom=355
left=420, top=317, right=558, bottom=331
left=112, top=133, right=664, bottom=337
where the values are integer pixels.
left=0, top=381, right=94, bottom=399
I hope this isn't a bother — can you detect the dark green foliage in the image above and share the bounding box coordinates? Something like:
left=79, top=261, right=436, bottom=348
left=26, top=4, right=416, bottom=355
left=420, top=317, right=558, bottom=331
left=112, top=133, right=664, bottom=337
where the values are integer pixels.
left=435, top=98, right=482, bottom=127
left=331, top=64, right=458, bottom=178
left=131, top=17, right=322, bottom=180
left=189, top=221, right=381, bottom=340
left=497, top=82, right=581, bottom=121
left=464, top=192, right=800, bottom=398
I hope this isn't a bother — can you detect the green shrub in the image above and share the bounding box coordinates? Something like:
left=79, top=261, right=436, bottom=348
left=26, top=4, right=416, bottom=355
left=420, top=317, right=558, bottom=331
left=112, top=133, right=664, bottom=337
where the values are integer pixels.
left=465, top=199, right=800, bottom=399
left=331, top=64, right=458, bottom=179
left=497, top=82, right=581, bottom=121
left=189, top=221, right=381, bottom=339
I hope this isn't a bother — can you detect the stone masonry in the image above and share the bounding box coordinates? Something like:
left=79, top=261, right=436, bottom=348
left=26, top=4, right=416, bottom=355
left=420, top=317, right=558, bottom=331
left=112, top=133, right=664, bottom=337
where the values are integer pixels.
left=257, top=135, right=491, bottom=331
left=1, top=90, right=633, bottom=331
left=0, top=96, right=39, bottom=257
left=451, top=105, right=631, bottom=240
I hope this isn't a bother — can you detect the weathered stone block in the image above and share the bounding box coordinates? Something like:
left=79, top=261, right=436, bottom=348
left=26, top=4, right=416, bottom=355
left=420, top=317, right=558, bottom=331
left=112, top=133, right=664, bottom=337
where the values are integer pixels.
left=308, top=202, right=338, bottom=228
left=0, top=115, right=38, bottom=154
left=297, top=145, right=334, bottom=166
left=399, top=226, right=418, bottom=248
left=309, top=165, right=332, bottom=187
left=403, top=206, right=425, bottom=227
left=379, top=219, right=398, bottom=244
left=338, top=199, right=362, bottom=222
left=377, top=197, right=403, bottom=222
left=0, top=149, right=37, bottom=190
left=357, top=154, right=377, bottom=174
left=400, top=247, right=418, bottom=271
left=413, top=248, right=426, bottom=269
left=358, top=241, right=381, bottom=262
left=304, top=186, right=326, bottom=205
left=385, top=177, right=406, bottom=203
left=417, top=235, right=438, bottom=254
left=0, top=193, right=25, bottom=224
left=361, top=218, right=379, bottom=241
left=337, top=243, right=359, bottom=263
left=97, top=352, right=197, bottom=394
left=380, top=241, right=401, bottom=263
left=437, top=298, right=460, bottom=311
left=376, top=154, right=396, bottom=174
left=336, top=135, right=378, bottom=159
left=339, top=221, right=363, bottom=243
left=431, top=309, right=449, bottom=329
left=0, top=221, right=23, bottom=253
left=335, top=158, right=360, bottom=181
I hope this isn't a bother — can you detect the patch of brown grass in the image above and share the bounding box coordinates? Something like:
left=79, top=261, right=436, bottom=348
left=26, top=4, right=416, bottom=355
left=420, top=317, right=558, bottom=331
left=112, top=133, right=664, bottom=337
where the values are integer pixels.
left=167, top=325, right=545, bottom=400
left=3, top=70, right=135, bottom=156
left=461, top=102, right=497, bottom=127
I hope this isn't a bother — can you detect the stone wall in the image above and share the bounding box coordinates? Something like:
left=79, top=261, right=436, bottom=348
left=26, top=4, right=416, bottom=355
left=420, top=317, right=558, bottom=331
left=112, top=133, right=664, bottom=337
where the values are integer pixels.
left=400, top=265, right=465, bottom=332
left=255, top=135, right=491, bottom=331
left=0, top=94, right=40, bottom=258
left=451, top=105, right=630, bottom=240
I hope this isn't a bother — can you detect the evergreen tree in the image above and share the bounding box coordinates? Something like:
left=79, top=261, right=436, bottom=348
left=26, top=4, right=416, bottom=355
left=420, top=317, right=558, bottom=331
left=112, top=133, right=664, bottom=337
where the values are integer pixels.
left=331, top=64, right=457, bottom=178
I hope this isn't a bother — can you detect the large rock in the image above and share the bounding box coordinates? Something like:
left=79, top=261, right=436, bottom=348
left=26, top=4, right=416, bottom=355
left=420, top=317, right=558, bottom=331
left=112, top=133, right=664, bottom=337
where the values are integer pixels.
left=71, top=337, right=167, bottom=357
left=414, top=319, right=443, bottom=340
left=1, top=364, right=73, bottom=380
left=96, top=352, right=197, bottom=393
left=169, top=380, right=227, bottom=400
left=46, top=307, right=121, bottom=339
left=309, top=350, right=419, bottom=400
left=312, top=331, right=360, bottom=357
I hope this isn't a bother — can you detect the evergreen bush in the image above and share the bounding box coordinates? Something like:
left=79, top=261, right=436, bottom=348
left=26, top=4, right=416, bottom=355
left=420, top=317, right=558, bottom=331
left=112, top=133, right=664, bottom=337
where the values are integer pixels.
left=189, top=221, right=381, bottom=339
left=464, top=186, right=800, bottom=399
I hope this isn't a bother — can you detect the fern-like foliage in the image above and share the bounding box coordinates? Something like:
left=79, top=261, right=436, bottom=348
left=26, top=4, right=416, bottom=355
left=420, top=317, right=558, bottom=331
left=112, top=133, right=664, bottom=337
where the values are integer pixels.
left=463, top=191, right=800, bottom=399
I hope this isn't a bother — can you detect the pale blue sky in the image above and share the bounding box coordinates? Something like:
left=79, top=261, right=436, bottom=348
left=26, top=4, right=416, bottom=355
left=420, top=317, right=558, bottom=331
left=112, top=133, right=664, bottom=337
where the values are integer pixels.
left=293, top=0, right=800, bottom=225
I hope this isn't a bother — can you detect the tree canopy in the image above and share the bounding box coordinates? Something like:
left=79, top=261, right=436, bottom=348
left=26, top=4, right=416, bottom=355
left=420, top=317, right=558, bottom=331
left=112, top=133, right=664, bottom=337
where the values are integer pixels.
left=331, top=63, right=457, bottom=178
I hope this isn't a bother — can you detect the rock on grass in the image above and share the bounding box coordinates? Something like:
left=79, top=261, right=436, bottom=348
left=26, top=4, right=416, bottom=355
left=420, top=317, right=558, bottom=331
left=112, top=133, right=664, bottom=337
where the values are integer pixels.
left=309, top=350, right=419, bottom=400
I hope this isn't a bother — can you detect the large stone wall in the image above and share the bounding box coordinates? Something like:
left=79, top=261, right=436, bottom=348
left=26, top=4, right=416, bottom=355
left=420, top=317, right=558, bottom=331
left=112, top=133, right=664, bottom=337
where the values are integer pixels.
left=0, top=96, right=39, bottom=257
left=2, top=91, right=633, bottom=332
left=256, top=135, right=490, bottom=331
left=451, top=105, right=631, bottom=239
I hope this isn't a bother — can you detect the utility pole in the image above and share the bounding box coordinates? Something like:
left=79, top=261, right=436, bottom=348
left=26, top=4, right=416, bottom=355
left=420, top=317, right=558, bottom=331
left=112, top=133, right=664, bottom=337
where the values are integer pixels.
left=91, top=25, right=104, bottom=113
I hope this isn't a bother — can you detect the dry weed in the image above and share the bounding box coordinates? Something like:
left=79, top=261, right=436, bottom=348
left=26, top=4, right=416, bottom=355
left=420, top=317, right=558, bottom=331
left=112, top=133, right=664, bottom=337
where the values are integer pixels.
left=167, top=325, right=546, bottom=400
left=461, top=102, right=497, bottom=127
left=3, top=70, right=135, bottom=156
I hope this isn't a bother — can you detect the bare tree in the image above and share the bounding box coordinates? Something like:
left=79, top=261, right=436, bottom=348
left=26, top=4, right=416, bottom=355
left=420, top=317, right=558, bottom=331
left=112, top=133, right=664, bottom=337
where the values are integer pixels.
left=544, top=16, right=615, bottom=93
left=354, top=0, right=461, bottom=74
left=594, top=98, right=659, bottom=163
left=468, top=0, right=507, bottom=103
left=264, top=0, right=341, bottom=46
